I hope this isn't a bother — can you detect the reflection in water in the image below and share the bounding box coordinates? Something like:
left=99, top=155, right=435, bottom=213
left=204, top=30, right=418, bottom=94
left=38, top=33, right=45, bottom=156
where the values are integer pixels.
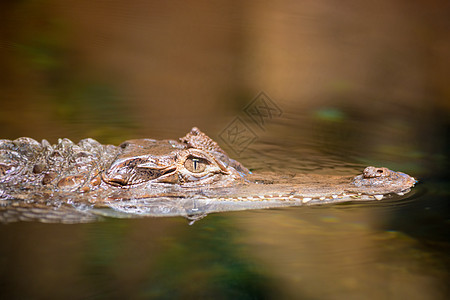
left=235, top=204, right=449, bottom=299
left=138, top=216, right=277, bottom=299
left=0, top=217, right=278, bottom=299
left=0, top=0, right=449, bottom=299
left=2, top=199, right=447, bottom=299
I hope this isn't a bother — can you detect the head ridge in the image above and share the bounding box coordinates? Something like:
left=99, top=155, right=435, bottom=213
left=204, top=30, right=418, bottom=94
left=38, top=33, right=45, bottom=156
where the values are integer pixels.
left=180, top=127, right=226, bottom=155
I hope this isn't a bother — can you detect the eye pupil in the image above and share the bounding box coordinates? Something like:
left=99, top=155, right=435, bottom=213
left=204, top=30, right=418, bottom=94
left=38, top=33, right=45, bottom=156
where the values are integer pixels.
left=185, top=156, right=208, bottom=173
left=193, top=159, right=199, bottom=170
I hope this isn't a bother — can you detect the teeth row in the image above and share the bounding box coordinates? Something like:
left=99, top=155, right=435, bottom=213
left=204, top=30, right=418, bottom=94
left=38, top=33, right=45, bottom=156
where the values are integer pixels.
left=209, top=193, right=398, bottom=203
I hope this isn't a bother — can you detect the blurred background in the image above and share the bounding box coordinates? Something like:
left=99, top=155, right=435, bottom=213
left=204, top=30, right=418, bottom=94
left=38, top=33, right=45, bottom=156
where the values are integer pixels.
left=1, top=0, right=449, bottom=299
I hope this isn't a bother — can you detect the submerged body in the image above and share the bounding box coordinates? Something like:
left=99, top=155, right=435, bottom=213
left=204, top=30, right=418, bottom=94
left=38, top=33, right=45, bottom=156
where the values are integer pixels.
left=0, top=128, right=416, bottom=223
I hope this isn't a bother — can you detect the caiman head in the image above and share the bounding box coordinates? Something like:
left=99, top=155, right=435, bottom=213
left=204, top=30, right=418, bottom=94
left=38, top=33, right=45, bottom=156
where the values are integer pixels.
left=101, top=127, right=249, bottom=189
left=98, top=128, right=417, bottom=205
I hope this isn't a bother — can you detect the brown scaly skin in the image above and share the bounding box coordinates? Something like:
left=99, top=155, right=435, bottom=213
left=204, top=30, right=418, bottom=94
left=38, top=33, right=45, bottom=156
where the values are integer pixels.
left=0, top=128, right=417, bottom=223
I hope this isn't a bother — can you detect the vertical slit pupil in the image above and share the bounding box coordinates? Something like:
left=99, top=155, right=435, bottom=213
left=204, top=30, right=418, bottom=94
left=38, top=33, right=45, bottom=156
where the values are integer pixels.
left=193, top=158, right=199, bottom=170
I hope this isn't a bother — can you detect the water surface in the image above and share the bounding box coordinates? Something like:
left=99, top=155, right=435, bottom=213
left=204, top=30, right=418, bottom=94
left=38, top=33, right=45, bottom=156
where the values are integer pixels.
left=1, top=1, right=449, bottom=299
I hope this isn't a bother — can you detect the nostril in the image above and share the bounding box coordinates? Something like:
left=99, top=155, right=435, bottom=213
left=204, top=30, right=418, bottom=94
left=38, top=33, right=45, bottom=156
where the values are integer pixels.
left=362, top=166, right=390, bottom=178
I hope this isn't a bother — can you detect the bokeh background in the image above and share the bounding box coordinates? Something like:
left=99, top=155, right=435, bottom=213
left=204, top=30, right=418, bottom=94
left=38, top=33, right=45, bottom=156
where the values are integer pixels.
left=1, top=1, right=449, bottom=299
left=2, top=0, right=449, bottom=141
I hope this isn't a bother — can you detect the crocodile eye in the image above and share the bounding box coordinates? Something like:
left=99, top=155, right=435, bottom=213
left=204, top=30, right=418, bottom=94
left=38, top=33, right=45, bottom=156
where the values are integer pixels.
left=184, top=156, right=209, bottom=173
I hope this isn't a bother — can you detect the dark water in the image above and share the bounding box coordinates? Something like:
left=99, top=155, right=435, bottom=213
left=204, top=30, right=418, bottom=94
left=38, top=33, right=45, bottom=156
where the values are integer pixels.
left=1, top=1, right=449, bottom=299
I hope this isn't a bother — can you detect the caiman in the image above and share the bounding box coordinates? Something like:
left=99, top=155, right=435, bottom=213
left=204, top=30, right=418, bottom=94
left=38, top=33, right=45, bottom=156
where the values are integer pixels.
left=0, top=127, right=417, bottom=224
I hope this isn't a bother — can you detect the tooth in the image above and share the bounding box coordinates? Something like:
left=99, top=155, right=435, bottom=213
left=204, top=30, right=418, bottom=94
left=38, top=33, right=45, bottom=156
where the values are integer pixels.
left=396, top=192, right=404, bottom=196
left=374, top=195, right=383, bottom=200
left=302, top=197, right=312, bottom=203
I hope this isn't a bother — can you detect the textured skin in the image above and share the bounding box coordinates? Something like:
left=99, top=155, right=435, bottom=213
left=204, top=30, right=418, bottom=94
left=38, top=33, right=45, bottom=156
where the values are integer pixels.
left=0, top=128, right=417, bottom=223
